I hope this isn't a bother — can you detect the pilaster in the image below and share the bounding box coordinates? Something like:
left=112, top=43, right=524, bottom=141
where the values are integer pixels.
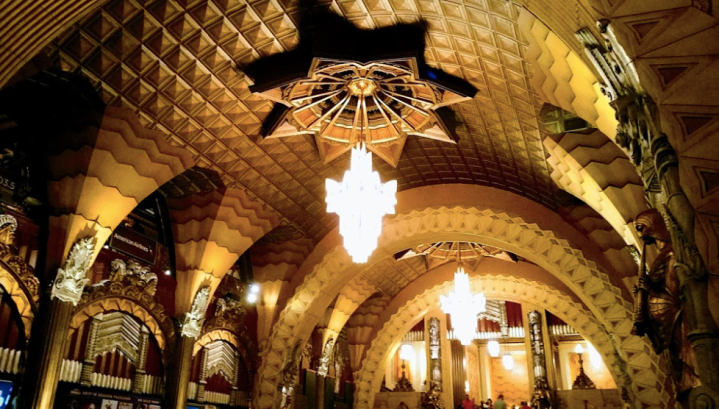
left=131, top=328, right=150, bottom=393
left=19, top=298, right=75, bottom=408
left=164, top=334, right=196, bottom=409
left=80, top=316, right=100, bottom=385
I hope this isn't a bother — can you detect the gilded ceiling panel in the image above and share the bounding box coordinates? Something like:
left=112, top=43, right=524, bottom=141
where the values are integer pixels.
left=46, top=0, right=559, bottom=241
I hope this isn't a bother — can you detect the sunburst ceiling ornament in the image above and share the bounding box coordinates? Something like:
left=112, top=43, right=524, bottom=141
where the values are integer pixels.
left=255, top=58, right=473, bottom=167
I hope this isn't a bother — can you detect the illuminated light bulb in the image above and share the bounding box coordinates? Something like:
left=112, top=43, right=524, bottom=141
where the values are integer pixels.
left=487, top=340, right=500, bottom=357
left=164, top=269, right=171, bottom=276
left=400, top=344, right=414, bottom=361
left=502, top=352, right=514, bottom=370
left=250, top=284, right=260, bottom=294
left=575, top=344, right=585, bottom=354
left=247, top=292, right=258, bottom=304
left=325, top=143, right=397, bottom=263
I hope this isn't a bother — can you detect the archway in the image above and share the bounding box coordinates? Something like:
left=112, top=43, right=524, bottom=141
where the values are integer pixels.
left=353, top=272, right=667, bottom=409
left=71, top=297, right=172, bottom=351
left=253, top=185, right=650, bottom=409
left=0, top=255, right=38, bottom=339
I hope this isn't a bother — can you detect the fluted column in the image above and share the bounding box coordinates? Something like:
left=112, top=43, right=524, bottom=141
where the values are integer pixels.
left=132, top=328, right=150, bottom=393
left=80, top=316, right=101, bottom=385
left=231, top=351, right=241, bottom=405
left=197, top=348, right=208, bottom=402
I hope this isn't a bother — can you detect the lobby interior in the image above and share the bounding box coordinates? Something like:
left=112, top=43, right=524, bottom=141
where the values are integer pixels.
left=0, top=0, right=717, bottom=408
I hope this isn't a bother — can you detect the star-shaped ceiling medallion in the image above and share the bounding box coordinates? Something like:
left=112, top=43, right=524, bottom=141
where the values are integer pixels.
left=254, top=57, right=473, bottom=167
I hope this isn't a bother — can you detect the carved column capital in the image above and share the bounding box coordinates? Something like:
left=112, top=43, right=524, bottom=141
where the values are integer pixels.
left=180, top=286, right=211, bottom=338
left=50, top=237, right=95, bottom=305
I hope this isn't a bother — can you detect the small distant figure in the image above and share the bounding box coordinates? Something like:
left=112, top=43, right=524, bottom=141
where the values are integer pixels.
left=521, top=401, right=531, bottom=409
left=494, top=395, right=506, bottom=409
left=486, top=399, right=493, bottom=409
left=461, top=394, right=475, bottom=409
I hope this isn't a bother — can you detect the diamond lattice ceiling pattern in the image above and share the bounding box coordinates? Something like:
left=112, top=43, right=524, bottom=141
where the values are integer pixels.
left=47, top=0, right=558, bottom=241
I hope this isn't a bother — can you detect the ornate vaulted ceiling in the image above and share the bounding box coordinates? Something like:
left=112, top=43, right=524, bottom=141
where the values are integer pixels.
left=45, top=0, right=567, bottom=241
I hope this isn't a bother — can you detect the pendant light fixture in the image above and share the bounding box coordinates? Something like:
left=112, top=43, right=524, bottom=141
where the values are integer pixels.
left=487, top=340, right=500, bottom=358
left=325, top=142, right=397, bottom=263
left=502, top=350, right=514, bottom=370
left=440, top=244, right=486, bottom=345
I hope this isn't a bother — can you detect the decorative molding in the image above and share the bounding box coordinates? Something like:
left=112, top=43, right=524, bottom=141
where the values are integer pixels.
left=181, top=286, right=211, bottom=338
left=74, top=259, right=175, bottom=348
left=51, top=237, right=94, bottom=305
left=0, top=242, right=39, bottom=304
left=254, top=203, right=666, bottom=409
left=0, top=215, right=17, bottom=246
left=203, top=340, right=238, bottom=384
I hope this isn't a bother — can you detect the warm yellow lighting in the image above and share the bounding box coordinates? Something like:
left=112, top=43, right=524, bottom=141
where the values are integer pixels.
left=502, top=353, right=514, bottom=370
left=575, top=344, right=585, bottom=354
left=465, top=380, right=470, bottom=392
left=400, top=344, right=414, bottom=361
left=588, top=343, right=601, bottom=369
left=487, top=340, right=500, bottom=357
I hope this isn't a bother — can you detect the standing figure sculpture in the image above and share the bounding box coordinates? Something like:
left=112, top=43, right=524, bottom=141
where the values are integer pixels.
left=632, top=209, right=700, bottom=395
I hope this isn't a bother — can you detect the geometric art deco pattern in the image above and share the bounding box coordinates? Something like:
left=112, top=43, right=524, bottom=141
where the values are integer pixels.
left=46, top=0, right=557, bottom=241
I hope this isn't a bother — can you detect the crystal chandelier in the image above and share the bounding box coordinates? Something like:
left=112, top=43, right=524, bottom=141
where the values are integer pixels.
left=325, top=143, right=397, bottom=263
left=440, top=265, right=486, bottom=345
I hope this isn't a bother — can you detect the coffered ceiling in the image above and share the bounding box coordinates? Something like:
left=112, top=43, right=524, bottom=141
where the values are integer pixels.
left=46, top=0, right=564, bottom=241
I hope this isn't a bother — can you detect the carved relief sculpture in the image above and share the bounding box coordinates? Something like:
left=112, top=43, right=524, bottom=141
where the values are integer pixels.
left=51, top=237, right=94, bottom=305
left=181, top=286, right=211, bottom=338
left=76, top=259, right=174, bottom=347
left=428, top=317, right=442, bottom=391
left=109, top=259, right=158, bottom=295
left=527, top=311, right=551, bottom=409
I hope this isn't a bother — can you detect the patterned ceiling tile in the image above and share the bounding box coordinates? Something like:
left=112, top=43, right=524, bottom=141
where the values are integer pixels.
left=47, top=0, right=561, bottom=242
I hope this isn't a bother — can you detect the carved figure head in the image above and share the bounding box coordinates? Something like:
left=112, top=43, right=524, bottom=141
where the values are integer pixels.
left=634, top=209, right=670, bottom=244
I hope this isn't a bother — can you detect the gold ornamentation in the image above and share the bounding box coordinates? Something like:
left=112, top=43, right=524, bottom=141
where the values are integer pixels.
left=75, top=259, right=175, bottom=347
left=0, top=242, right=39, bottom=303
left=109, top=259, right=158, bottom=296
left=0, top=215, right=17, bottom=246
